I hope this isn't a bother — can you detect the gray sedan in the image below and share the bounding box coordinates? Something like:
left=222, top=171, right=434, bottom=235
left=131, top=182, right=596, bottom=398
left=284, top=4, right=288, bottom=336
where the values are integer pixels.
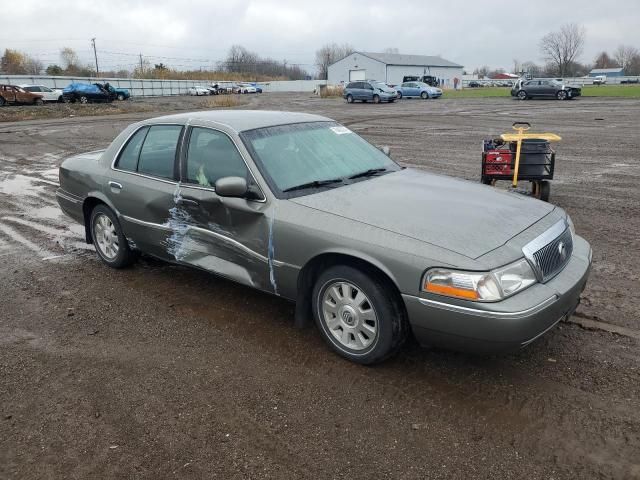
left=56, top=111, right=592, bottom=364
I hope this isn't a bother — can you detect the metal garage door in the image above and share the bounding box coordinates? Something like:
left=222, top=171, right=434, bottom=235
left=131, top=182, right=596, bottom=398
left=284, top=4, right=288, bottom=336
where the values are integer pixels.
left=349, top=70, right=366, bottom=81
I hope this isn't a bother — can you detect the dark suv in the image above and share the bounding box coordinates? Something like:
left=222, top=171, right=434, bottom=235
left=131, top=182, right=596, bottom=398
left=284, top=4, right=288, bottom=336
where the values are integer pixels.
left=511, top=78, right=581, bottom=100
left=343, top=80, right=397, bottom=104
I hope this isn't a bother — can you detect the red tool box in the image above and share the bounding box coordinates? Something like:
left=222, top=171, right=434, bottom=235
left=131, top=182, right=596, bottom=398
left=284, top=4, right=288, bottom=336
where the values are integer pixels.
left=483, top=149, right=512, bottom=175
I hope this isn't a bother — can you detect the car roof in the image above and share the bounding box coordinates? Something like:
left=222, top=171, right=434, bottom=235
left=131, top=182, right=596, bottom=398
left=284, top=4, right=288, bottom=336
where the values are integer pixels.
left=144, top=110, right=332, bottom=132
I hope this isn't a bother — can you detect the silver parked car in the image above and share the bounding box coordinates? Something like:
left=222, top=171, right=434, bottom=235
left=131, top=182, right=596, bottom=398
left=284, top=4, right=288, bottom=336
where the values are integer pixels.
left=56, top=111, right=592, bottom=364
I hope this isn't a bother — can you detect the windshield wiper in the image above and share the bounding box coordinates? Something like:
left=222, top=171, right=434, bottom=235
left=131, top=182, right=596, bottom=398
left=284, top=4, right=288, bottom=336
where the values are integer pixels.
left=282, top=178, right=344, bottom=193
left=347, top=167, right=388, bottom=180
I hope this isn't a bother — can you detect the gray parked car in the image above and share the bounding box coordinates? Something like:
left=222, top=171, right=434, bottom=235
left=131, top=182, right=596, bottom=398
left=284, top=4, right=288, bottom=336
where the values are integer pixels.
left=57, top=111, right=591, bottom=364
left=343, top=80, right=397, bottom=103
left=511, top=78, right=581, bottom=100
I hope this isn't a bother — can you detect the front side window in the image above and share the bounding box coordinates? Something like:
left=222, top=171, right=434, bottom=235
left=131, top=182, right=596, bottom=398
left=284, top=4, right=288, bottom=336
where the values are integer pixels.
left=185, top=127, right=248, bottom=187
left=242, top=121, right=399, bottom=195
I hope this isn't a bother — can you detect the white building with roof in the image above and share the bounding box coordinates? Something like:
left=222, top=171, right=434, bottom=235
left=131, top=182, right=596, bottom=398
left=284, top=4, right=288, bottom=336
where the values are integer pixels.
left=328, top=51, right=464, bottom=89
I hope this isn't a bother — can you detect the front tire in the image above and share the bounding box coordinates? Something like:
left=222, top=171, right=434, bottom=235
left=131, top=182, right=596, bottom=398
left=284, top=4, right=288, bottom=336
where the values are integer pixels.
left=34, top=98, right=44, bottom=106
left=346, top=94, right=354, bottom=103
left=397, top=91, right=403, bottom=99
left=421, top=91, right=428, bottom=99
left=373, top=94, right=380, bottom=104
left=312, top=265, right=408, bottom=364
left=79, top=95, right=88, bottom=104
left=556, top=90, right=568, bottom=100
left=517, top=90, right=528, bottom=100
left=90, top=205, right=136, bottom=268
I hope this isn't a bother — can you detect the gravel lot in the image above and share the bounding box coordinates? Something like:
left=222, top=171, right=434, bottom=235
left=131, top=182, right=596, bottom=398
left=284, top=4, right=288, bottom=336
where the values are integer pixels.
left=1, top=93, right=639, bottom=479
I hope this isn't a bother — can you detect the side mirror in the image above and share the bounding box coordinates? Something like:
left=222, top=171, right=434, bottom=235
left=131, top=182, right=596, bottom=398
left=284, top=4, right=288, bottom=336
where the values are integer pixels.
left=380, top=145, right=390, bottom=156
left=215, top=176, right=248, bottom=198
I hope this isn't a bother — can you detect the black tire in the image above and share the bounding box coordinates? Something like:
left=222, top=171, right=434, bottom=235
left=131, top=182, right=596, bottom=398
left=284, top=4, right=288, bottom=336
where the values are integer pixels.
left=34, top=98, right=44, bottom=106
left=312, top=264, right=409, bottom=364
left=556, top=90, right=567, bottom=100
left=421, top=91, right=428, bottom=99
left=346, top=94, right=354, bottom=103
left=90, top=205, right=136, bottom=269
left=517, top=90, right=528, bottom=100
left=0, top=97, right=5, bottom=107
left=538, top=181, right=551, bottom=202
left=481, top=176, right=493, bottom=185
left=117, top=94, right=125, bottom=101
left=373, top=94, right=380, bottom=104
left=397, top=91, right=403, bottom=99
left=58, top=96, right=64, bottom=103
left=79, top=95, right=88, bottom=104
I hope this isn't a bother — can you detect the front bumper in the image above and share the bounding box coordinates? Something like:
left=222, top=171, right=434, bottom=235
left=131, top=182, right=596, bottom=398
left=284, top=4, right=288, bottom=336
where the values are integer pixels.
left=402, top=234, right=592, bottom=353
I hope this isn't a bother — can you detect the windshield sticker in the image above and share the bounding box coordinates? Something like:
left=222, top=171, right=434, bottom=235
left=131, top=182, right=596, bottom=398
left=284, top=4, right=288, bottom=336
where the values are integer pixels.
left=330, top=126, right=352, bottom=135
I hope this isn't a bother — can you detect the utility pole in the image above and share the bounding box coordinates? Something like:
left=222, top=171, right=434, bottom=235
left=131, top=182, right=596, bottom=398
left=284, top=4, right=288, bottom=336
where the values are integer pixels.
left=91, top=38, right=99, bottom=76
left=139, top=53, right=144, bottom=74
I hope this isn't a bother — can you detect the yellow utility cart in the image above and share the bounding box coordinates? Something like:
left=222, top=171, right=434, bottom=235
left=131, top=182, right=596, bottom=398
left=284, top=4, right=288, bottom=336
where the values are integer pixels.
left=481, top=122, right=561, bottom=202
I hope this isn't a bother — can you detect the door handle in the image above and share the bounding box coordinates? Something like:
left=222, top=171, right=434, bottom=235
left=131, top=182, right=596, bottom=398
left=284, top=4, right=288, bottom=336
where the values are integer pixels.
left=176, top=196, right=199, bottom=207
left=108, top=181, right=123, bottom=190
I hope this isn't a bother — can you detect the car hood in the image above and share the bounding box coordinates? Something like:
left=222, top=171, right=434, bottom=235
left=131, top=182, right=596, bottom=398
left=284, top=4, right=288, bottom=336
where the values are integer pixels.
left=290, top=169, right=555, bottom=259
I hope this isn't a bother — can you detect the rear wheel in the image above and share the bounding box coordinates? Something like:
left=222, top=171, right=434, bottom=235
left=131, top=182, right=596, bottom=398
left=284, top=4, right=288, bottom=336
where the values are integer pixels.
left=57, top=96, right=64, bottom=103
left=517, top=90, right=528, bottom=100
left=346, top=94, right=354, bottom=103
left=373, top=94, right=380, bottom=104
left=79, top=95, right=88, bottom=104
left=90, top=205, right=136, bottom=268
left=538, top=181, right=551, bottom=202
left=421, top=91, right=428, bottom=99
left=312, top=265, right=408, bottom=364
left=556, top=90, right=568, bottom=100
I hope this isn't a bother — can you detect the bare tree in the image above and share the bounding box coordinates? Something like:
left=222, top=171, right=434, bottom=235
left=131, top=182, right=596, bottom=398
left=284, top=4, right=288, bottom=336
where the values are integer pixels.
left=593, top=51, right=616, bottom=69
left=521, top=61, right=542, bottom=77
left=315, top=43, right=355, bottom=80
left=60, top=47, right=79, bottom=70
left=613, top=45, right=639, bottom=72
left=539, top=23, right=586, bottom=77
left=472, top=65, right=490, bottom=78
left=23, top=56, right=43, bottom=75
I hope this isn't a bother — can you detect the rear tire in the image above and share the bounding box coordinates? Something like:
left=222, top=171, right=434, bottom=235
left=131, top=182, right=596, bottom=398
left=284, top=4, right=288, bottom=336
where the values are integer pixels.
left=346, top=94, right=354, bottom=103
left=79, top=95, right=88, bottom=104
left=538, top=181, right=551, bottom=202
left=90, top=205, right=136, bottom=269
left=312, top=265, right=408, bottom=364
left=0, top=97, right=5, bottom=106
left=34, top=98, right=44, bottom=106
left=117, top=94, right=125, bottom=101
left=397, top=91, right=403, bottom=99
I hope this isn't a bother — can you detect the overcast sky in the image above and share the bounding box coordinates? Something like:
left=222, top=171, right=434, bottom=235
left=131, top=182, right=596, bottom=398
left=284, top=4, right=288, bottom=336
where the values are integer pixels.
left=2, top=0, right=639, bottom=73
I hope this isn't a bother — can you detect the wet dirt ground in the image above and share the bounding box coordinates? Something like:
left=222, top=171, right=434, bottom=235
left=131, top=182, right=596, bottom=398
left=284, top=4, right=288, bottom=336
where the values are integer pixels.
left=1, top=93, right=639, bottom=479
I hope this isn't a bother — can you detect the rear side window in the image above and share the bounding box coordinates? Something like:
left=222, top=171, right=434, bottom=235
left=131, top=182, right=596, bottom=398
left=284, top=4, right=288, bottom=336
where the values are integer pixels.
left=346, top=82, right=356, bottom=89
left=138, top=125, right=182, bottom=179
left=116, top=127, right=148, bottom=171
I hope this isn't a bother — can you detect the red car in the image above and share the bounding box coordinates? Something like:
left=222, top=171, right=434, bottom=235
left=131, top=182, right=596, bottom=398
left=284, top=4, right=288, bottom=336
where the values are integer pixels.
left=0, top=84, right=44, bottom=106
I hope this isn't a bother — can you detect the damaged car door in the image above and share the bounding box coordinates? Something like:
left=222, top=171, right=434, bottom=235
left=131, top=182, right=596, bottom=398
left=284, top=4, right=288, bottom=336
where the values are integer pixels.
left=108, top=124, right=184, bottom=259
left=169, top=126, right=273, bottom=290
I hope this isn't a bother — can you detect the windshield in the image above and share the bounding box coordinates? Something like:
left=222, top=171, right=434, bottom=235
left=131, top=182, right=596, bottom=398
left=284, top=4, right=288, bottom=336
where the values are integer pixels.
left=374, top=82, right=393, bottom=91
left=241, top=121, right=399, bottom=196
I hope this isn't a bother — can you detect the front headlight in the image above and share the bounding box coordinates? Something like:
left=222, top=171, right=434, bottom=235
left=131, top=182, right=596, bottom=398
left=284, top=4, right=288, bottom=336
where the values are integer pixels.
left=423, top=258, right=537, bottom=302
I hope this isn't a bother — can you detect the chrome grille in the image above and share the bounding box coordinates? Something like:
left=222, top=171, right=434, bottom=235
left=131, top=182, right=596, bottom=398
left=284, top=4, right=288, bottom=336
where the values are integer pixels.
left=522, top=219, right=573, bottom=283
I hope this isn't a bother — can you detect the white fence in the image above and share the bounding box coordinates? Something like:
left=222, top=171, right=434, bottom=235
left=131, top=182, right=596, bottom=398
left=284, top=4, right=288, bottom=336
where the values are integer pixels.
left=0, top=75, right=327, bottom=96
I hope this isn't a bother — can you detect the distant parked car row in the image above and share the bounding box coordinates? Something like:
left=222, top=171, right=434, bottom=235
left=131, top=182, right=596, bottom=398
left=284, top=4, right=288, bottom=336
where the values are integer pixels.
left=0, top=82, right=131, bottom=106
left=466, top=80, right=514, bottom=88
left=343, top=80, right=442, bottom=104
left=188, top=82, right=263, bottom=96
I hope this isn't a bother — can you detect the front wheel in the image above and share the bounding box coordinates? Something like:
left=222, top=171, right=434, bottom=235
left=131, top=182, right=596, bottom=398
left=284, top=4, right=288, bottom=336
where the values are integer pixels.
left=396, top=91, right=403, bottom=99
left=90, top=205, right=136, bottom=268
left=556, top=90, right=568, bottom=100
left=34, top=98, right=44, bottom=106
left=372, top=94, right=380, bottom=104
left=117, top=94, right=125, bottom=101
left=312, top=265, right=409, bottom=364
left=421, top=91, right=428, bottom=99
left=79, top=95, right=88, bottom=104
left=517, top=90, right=527, bottom=100
left=346, top=94, right=354, bottom=103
